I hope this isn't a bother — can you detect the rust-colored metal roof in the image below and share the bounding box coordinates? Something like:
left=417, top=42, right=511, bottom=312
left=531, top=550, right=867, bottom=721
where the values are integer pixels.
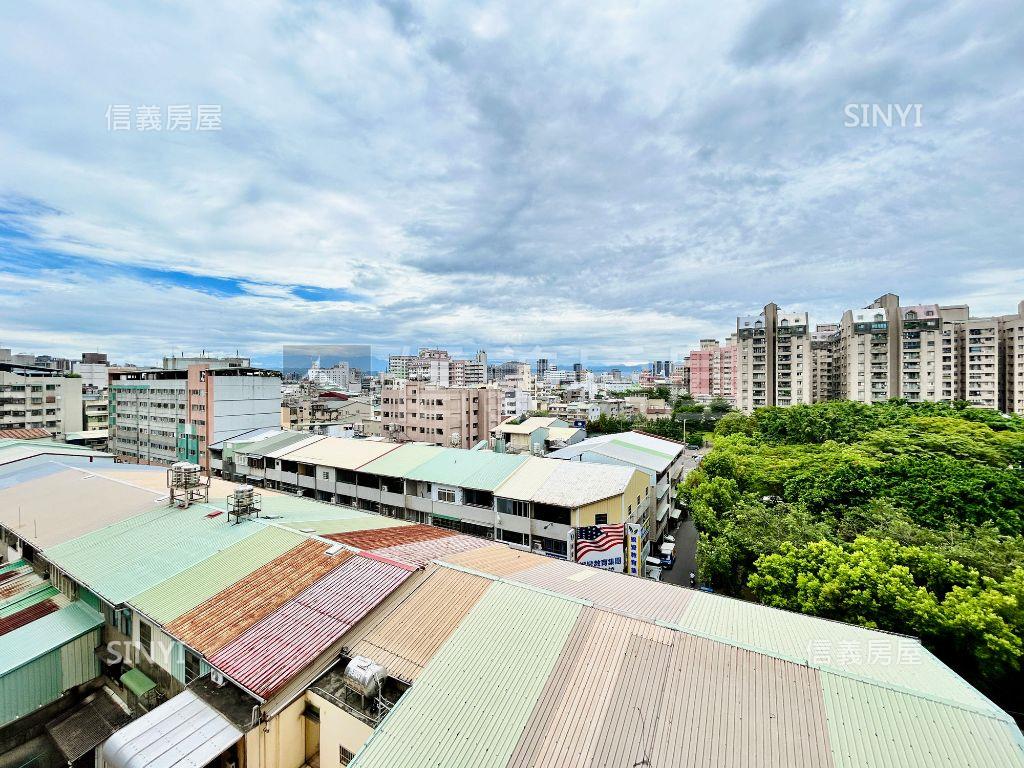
left=166, top=540, right=351, bottom=656
left=442, top=544, right=546, bottom=577
left=0, top=565, right=32, bottom=586
left=347, top=565, right=492, bottom=682
left=0, top=571, right=41, bottom=601
left=209, top=553, right=412, bottom=699
left=507, top=558, right=693, bottom=623
left=326, top=523, right=455, bottom=551
left=372, top=534, right=491, bottom=569
left=0, top=428, right=53, bottom=440
left=0, top=599, right=61, bottom=637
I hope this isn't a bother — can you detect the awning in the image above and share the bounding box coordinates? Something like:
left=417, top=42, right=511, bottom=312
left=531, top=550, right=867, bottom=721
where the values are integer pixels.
left=120, top=667, right=157, bottom=698
left=101, top=690, right=243, bottom=768
left=47, top=690, right=131, bottom=763
left=669, top=509, right=682, bottom=521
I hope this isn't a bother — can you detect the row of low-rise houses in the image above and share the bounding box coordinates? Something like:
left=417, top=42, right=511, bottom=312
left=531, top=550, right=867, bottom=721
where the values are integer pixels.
left=735, top=293, right=1024, bottom=414
left=209, top=428, right=665, bottom=570
left=0, top=437, right=1021, bottom=768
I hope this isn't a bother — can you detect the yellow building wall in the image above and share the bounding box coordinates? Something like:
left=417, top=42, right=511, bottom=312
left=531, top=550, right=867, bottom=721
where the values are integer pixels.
left=306, top=691, right=374, bottom=768
left=245, top=697, right=307, bottom=768
left=574, top=469, right=648, bottom=526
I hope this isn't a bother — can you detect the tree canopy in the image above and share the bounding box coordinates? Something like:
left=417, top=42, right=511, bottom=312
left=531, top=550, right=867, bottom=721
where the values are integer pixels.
left=683, top=399, right=1024, bottom=708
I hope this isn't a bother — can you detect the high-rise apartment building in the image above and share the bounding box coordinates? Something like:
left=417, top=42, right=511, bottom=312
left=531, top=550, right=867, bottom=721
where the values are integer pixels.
left=536, top=358, right=549, bottom=379
left=1000, top=301, right=1024, bottom=416
left=109, top=357, right=280, bottom=469
left=735, top=294, right=1024, bottom=414
left=962, top=317, right=1000, bottom=409
left=380, top=382, right=502, bottom=449
left=810, top=324, right=839, bottom=403
left=737, top=303, right=812, bottom=411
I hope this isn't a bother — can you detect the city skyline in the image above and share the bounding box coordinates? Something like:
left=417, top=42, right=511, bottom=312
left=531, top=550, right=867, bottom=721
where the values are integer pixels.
left=2, top=1, right=1022, bottom=364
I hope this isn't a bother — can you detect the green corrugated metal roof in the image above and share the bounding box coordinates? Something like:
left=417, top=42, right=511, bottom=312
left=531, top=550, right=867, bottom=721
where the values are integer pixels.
left=129, top=527, right=307, bottom=625
left=258, top=495, right=371, bottom=521
left=673, top=590, right=996, bottom=714
left=0, top=602, right=102, bottom=676
left=277, top=517, right=408, bottom=536
left=821, top=671, right=1024, bottom=768
left=0, top=560, right=27, bottom=576
left=404, top=449, right=528, bottom=491
left=120, top=667, right=157, bottom=697
left=608, top=438, right=674, bottom=459
left=0, top=585, right=59, bottom=618
left=44, top=505, right=266, bottom=605
left=359, top=444, right=446, bottom=478
left=351, top=581, right=581, bottom=768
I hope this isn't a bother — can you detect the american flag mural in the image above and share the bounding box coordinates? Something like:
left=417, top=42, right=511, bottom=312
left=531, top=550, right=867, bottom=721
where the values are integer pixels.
left=575, top=523, right=626, bottom=571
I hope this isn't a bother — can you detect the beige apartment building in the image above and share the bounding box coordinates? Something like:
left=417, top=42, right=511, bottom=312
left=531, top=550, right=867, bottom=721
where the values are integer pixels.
left=962, top=317, right=1001, bottom=409
left=380, top=382, right=502, bottom=448
left=810, top=324, right=839, bottom=403
left=737, top=294, right=1024, bottom=414
left=737, top=303, right=812, bottom=411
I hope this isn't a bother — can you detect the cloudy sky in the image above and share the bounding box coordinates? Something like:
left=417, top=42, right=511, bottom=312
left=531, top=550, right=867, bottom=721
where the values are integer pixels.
left=1, top=0, right=1022, bottom=369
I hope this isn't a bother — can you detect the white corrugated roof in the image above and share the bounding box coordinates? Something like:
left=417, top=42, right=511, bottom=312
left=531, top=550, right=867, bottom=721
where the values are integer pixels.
left=101, top=690, right=242, bottom=768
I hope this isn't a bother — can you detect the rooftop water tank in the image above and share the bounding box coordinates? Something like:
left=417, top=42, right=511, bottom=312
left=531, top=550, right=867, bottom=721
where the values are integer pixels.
left=343, top=656, right=387, bottom=699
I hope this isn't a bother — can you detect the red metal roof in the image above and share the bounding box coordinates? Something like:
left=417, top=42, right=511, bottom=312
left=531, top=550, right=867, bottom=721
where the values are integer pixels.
left=0, top=599, right=60, bottom=637
left=167, top=540, right=351, bottom=656
left=209, top=553, right=411, bottom=699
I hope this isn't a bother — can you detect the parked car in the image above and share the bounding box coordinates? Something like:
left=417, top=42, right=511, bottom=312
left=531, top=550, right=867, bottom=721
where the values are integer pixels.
left=659, top=542, right=676, bottom=568
left=686, top=443, right=701, bottom=451
left=663, top=534, right=675, bottom=544
left=646, top=566, right=664, bottom=582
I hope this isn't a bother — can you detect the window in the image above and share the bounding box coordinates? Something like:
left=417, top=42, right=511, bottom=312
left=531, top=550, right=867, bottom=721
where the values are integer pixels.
left=497, top=529, right=526, bottom=545
left=340, top=747, right=356, bottom=766
left=437, top=487, right=457, bottom=503
left=322, top=470, right=330, bottom=480
left=595, top=513, right=608, bottom=525
left=497, top=498, right=529, bottom=517
left=139, top=621, right=152, bottom=656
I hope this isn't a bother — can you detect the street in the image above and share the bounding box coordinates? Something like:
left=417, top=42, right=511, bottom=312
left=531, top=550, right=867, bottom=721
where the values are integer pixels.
left=659, top=447, right=703, bottom=588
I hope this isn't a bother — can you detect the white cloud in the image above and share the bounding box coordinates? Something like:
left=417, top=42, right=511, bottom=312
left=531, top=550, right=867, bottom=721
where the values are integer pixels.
left=0, top=0, right=1021, bottom=364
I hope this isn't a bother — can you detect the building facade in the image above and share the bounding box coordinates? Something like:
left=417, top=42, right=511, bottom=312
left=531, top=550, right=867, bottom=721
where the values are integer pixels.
left=380, top=382, right=502, bottom=449
left=109, top=359, right=280, bottom=469
left=0, top=362, right=83, bottom=439
left=683, top=338, right=738, bottom=403
left=735, top=295, right=1024, bottom=414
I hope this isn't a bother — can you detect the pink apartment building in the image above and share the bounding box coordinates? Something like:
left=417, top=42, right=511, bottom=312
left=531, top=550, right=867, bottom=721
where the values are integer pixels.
left=683, top=338, right=738, bottom=403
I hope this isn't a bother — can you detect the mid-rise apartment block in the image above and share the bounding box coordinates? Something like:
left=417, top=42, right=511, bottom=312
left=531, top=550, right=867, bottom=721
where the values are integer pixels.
left=683, top=337, right=738, bottom=403
left=735, top=294, right=1024, bottom=414
left=109, top=357, right=280, bottom=469
left=0, top=362, right=83, bottom=439
left=388, top=349, right=488, bottom=387
left=380, top=382, right=502, bottom=448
